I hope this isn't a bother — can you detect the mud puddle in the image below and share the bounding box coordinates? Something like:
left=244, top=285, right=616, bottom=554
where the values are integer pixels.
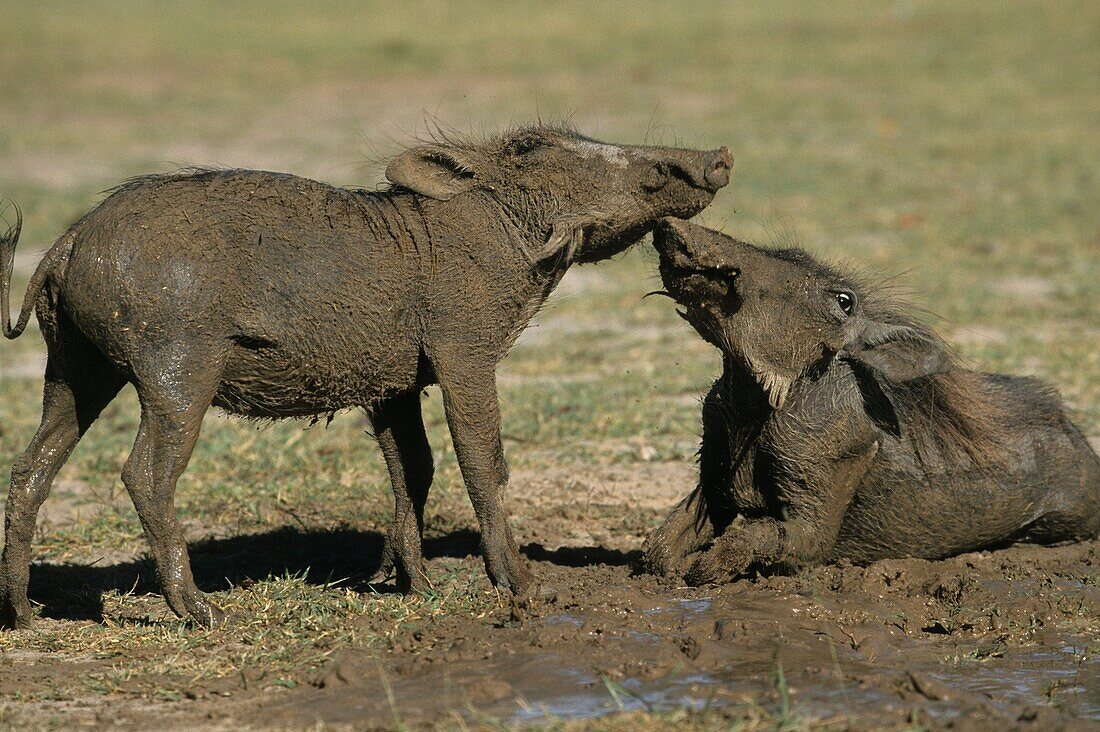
left=251, top=540, right=1098, bottom=729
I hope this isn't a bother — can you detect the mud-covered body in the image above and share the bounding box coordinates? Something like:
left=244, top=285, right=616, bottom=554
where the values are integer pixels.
left=641, top=219, right=1098, bottom=584
left=701, top=360, right=1099, bottom=567
left=63, top=171, right=545, bottom=418
left=1, top=127, right=733, bottom=629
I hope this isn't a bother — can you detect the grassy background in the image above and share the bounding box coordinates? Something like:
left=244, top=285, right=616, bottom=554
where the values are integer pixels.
left=0, top=0, right=1097, bottom=722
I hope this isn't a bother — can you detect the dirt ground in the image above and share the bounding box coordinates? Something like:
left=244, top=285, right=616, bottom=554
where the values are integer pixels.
left=1, top=463, right=1095, bottom=730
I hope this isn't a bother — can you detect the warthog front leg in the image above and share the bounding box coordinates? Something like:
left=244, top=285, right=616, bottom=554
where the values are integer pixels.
left=684, top=442, right=879, bottom=586
left=639, top=486, right=715, bottom=577
left=435, top=356, right=533, bottom=595
left=641, top=381, right=736, bottom=577
left=683, top=518, right=783, bottom=586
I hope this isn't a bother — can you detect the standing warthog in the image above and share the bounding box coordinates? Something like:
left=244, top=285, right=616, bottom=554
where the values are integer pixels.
left=0, top=125, right=732, bottom=628
left=641, top=219, right=1099, bottom=585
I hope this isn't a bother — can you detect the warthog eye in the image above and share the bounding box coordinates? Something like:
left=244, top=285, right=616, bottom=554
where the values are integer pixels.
left=834, top=291, right=855, bottom=316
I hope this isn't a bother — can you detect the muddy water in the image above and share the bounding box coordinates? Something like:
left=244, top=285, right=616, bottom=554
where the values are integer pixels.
left=258, top=540, right=1098, bottom=729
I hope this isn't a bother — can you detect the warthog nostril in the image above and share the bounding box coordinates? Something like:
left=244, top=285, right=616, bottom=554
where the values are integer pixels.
left=705, top=147, right=733, bottom=189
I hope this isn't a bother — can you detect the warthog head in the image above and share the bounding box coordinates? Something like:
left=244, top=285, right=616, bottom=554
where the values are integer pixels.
left=385, top=124, right=732, bottom=265
left=651, top=218, right=952, bottom=409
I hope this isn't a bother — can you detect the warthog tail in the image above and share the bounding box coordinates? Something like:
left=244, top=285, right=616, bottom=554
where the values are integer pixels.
left=0, top=201, right=24, bottom=338
left=1, top=202, right=72, bottom=340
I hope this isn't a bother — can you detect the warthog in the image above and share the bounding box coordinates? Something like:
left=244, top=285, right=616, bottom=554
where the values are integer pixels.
left=641, top=219, right=1099, bottom=585
left=0, top=125, right=732, bottom=628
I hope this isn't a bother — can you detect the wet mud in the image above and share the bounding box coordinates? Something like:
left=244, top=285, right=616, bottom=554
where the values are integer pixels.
left=258, top=540, right=1098, bottom=729
left=0, top=467, right=1096, bottom=729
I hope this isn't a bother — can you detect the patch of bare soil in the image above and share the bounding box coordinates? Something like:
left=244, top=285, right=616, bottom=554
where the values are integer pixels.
left=0, top=461, right=1097, bottom=730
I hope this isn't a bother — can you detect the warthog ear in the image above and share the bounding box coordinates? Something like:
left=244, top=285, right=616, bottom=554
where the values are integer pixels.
left=841, top=320, right=952, bottom=383
left=385, top=146, right=480, bottom=200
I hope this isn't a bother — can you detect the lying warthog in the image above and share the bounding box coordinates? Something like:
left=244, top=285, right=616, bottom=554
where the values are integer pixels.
left=0, top=125, right=732, bottom=628
left=641, top=219, right=1099, bottom=585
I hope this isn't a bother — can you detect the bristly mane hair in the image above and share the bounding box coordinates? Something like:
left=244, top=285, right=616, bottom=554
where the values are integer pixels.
left=398, top=119, right=586, bottom=161
left=354, top=117, right=588, bottom=194
left=755, top=245, right=1018, bottom=475
left=106, top=122, right=591, bottom=201
left=99, top=166, right=233, bottom=200
left=854, top=285, right=1017, bottom=475
left=406, top=118, right=583, bottom=152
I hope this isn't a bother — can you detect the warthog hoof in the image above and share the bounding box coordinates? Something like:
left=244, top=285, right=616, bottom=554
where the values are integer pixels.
left=486, top=548, right=535, bottom=597
left=170, top=591, right=227, bottom=629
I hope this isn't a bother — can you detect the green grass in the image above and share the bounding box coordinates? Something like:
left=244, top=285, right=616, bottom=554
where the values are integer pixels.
left=1, top=0, right=1097, bottom=727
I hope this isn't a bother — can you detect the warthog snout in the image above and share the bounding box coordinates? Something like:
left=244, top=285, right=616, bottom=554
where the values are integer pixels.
left=705, top=147, right=733, bottom=189
left=651, top=216, right=692, bottom=255
left=652, top=147, right=732, bottom=193
left=652, top=216, right=748, bottom=274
